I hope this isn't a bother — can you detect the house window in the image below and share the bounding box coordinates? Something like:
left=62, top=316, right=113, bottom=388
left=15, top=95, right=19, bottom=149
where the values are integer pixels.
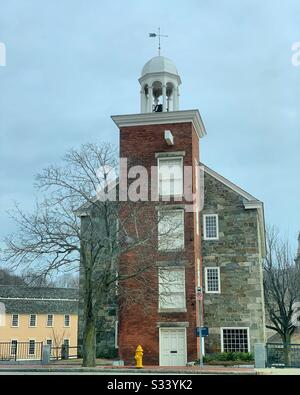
left=10, top=340, right=17, bottom=356
left=221, top=328, right=249, bottom=353
left=11, top=314, right=19, bottom=327
left=158, top=268, right=186, bottom=310
left=64, top=314, right=70, bottom=327
left=46, top=314, right=53, bottom=327
left=29, top=314, right=36, bottom=327
left=203, top=214, right=219, bottom=240
left=158, top=209, right=184, bottom=251
left=205, top=267, right=221, bottom=293
left=28, top=340, right=35, bottom=355
left=158, top=157, right=183, bottom=196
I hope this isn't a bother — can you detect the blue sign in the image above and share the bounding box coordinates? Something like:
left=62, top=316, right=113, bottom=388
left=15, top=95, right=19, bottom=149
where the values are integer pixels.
left=196, top=327, right=209, bottom=337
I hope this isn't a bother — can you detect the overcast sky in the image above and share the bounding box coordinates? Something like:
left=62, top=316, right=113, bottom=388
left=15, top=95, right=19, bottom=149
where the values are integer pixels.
left=0, top=0, right=299, bottom=255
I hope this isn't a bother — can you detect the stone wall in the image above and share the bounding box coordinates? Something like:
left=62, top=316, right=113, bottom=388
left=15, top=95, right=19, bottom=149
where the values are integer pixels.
left=202, top=171, right=266, bottom=353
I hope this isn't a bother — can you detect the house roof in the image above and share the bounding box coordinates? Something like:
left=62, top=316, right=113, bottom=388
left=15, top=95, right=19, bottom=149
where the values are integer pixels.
left=0, top=286, right=78, bottom=314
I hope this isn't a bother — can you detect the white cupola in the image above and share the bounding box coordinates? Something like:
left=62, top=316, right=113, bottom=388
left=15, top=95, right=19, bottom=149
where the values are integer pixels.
left=139, top=56, right=181, bottom=113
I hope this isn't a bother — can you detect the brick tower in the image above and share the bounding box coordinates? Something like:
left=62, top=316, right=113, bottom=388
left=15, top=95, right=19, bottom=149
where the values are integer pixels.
left=112, top=55, right=207, bottom=366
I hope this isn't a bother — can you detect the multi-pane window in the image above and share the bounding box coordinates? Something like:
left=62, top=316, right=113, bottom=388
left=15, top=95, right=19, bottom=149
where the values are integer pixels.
left=203, top=214, right=219, bottom=240
left=64, top=314, right=70, bottom=327
left=159, top=268, right=186, bottom=310
left=158, top=157, right=183, bottom=196
left=10, top=340, right=17, bottom=356
left=29, top=314, right=36, bottom=327
left=11, top=314, right=19, bottom=327
left=47, top=314, right=53, bottom=327
left=28, top=340, right=35, bottom=355
left=222, top=328, right=249, bottom=353
left=205, top=267, right=220, bottom=293
left=158, top=210, right=184, bottom=251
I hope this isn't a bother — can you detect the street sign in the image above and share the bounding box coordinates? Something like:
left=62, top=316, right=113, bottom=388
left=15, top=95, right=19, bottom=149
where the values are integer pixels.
left=196, top=292, right=203, bottom=301
left=196, top=327, right=209, bottom=337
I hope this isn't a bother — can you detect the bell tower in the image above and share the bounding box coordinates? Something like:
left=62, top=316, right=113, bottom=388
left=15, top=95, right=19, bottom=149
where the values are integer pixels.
left=112, top=53, right=206, bottom=366
left=139, top=56, right=181, bottom=113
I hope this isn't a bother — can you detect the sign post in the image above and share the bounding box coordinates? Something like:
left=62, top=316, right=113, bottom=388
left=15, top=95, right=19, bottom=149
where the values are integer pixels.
left=196, top=287, right=204, bottom=367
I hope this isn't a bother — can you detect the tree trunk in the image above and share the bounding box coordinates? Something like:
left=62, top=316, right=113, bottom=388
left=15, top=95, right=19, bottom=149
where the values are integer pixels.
left=283, top=334, right=291, bottom=367
left=82, top=317, right=96, bottom=367
left=82, top=266, right=96, bottom=367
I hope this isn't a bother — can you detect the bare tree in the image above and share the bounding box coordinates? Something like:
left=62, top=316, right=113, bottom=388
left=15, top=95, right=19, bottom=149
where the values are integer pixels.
left=264, top=226, right=300, bottom=365
left=1, top=142, right=179, bottom=366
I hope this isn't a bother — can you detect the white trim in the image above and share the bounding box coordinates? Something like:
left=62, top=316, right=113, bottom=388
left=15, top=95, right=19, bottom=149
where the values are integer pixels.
left=11, top=314, right=19, bottom=328
left=64, top=314, right=70, bottom=327
left=46, top=314, right=54, bottom=327
left=203, top=214, right=219, bottom=240
left=205, top=267, right=221, bottom=294
left=157, top=156, right=184, bottom=198
left=29, top=314, right=37, bottom=328
left=202, top=164, right=258, bottom=202
left=159, top=327, right=187, bottom=366
left=220, top=327, right=250, bottom=353
left=111, top=110, right=207, bottom=140
left=0, top=297, right=77, bottom=302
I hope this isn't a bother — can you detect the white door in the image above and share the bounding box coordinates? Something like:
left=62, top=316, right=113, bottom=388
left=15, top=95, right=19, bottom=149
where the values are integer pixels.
left=159, top=328, right=187, bottom=366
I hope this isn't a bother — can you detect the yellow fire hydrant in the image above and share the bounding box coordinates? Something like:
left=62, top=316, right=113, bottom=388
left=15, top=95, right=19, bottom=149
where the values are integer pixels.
left=134, top=345, right=143, bottom=369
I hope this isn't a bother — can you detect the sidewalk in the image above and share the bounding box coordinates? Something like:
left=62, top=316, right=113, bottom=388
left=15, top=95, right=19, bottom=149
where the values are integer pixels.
left=0, top=363, right=256, bottom=375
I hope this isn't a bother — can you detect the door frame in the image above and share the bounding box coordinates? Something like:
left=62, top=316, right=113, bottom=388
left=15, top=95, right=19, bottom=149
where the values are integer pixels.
left=159, top=327, right=187, bottom=366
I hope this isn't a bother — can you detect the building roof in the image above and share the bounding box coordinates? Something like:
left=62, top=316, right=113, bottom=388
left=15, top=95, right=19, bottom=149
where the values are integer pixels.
left=201, top=163, right=266, bottom=257
left=141, top=56, right=179, bottom=77
left=0, top=285, right=78, bottom=314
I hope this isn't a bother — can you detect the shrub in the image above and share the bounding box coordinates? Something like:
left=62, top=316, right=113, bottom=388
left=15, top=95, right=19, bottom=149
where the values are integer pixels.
left=202, top=352, right=254, bottom=363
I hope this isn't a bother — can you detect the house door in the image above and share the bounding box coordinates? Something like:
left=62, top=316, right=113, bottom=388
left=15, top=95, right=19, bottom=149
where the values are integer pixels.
left=159, top=328, right=187, bottom=366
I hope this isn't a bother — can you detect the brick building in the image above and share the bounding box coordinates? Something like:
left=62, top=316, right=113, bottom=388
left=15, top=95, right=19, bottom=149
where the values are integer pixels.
left=78, top=55, right=266, bottom=365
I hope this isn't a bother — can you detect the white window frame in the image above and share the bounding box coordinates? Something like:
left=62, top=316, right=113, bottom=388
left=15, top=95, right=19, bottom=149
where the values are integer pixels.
left=158, top=209, right=185, bottom=251
left=28, top=339, right=36, bottom=356
left=46, top=314, right=54, bottom=327
left=203, top=214, right=219, bottom=240
left=46, top=338, right=53, bottom=355
left=10, top=339, right=18, bottom=356
left=220, top=327, right=250, bottom=353
left=158, top=267, right=186, bottom=311
left=205, top=267, right=221, bottom=294
left=11, top=314, right=19, bottom=327
left=29, top=314, right=37, bottom=327
left=64, top=314, right=70, bottom=327
left=158, top=156, right=183, bottom=197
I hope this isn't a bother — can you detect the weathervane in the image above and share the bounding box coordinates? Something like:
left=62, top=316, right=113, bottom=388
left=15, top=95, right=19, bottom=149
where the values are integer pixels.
left=149, top=27, right=168, bottom=56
